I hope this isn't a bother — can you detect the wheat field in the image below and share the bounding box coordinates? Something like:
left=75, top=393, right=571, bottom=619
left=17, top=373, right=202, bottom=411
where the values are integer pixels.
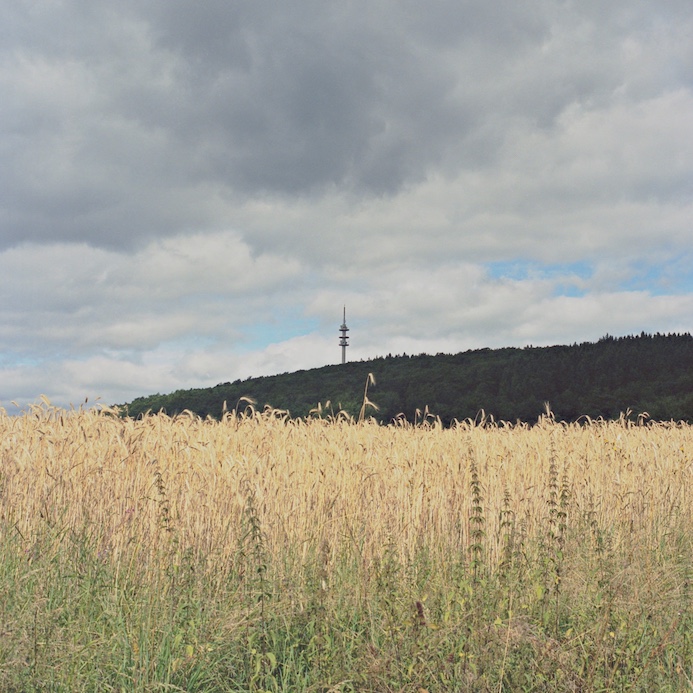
left=1, top=401, right=692, bottom=691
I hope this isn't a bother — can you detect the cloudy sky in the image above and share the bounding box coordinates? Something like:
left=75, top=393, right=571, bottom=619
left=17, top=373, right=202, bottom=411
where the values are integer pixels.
left=1, top=0, right=692, bottom=409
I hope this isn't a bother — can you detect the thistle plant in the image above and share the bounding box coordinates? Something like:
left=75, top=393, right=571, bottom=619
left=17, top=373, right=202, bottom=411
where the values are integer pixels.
left=468, top=456, right=485, bottom=584
left=153, top=467, right=173, bottom=535
left=241, top=482, right=270, bottom=621
left=498, top=487, right=516, bottom=581
left=540, top=442, right=572, bottom=634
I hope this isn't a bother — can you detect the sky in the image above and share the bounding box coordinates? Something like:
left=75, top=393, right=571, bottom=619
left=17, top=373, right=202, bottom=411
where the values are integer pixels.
left=1, top=0, right=692, bottom=410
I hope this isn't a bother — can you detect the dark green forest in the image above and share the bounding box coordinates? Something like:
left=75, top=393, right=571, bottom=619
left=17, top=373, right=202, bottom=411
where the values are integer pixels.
left=119, top=333, right=693, bottom=424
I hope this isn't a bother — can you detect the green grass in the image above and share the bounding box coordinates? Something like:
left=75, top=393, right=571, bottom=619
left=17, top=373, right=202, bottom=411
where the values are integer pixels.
left=2, top=496, right=692, bottom=692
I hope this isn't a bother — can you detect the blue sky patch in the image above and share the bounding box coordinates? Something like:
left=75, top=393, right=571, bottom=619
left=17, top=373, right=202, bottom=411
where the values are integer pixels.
left=484, top=260, right=593, bottom=282
left=484, top=260, right=592, bottom=297
left=242, top=310, right=320, bottom=351
left=621, top=258, right=693, bottom=295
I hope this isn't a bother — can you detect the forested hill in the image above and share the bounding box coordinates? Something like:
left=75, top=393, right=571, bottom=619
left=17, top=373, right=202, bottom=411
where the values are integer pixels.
left=119, top=333, right=693, bottom=424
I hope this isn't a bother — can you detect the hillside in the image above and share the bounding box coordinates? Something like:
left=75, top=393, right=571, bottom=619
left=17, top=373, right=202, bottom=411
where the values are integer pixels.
left=119, top=332, right=693, bottom=424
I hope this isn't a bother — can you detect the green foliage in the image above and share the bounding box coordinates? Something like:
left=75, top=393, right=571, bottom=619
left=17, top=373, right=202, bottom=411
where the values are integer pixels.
left=2, top=507, right=690, bottom=691
left=119, top=332, right=693, bottom=424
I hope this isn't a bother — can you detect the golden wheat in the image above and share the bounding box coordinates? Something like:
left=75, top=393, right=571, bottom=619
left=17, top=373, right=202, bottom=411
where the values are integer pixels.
left=1, top=402, right=691, bottom=585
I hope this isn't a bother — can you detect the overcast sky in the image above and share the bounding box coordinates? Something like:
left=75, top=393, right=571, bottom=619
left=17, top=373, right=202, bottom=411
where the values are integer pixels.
left=1, top=0, right=692, bottom=409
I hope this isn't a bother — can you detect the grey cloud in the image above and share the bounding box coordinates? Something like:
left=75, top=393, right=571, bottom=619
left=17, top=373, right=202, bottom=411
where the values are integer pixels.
left=4, top=0, right=689, bottom=252
left=0, top=0, right=561, bottom=250
left=147, top=2, right=464, bottom=195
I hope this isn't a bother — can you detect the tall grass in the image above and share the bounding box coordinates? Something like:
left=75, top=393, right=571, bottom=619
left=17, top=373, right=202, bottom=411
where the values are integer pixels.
left=0, top=401, right=692, bottom=690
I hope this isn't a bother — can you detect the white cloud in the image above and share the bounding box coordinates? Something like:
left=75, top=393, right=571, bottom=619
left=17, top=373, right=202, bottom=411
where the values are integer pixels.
left=0, top=233, right=302, bottom=358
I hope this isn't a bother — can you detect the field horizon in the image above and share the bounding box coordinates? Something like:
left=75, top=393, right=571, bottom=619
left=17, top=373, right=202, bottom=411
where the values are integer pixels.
left=119, top=332, right=693, bottom=426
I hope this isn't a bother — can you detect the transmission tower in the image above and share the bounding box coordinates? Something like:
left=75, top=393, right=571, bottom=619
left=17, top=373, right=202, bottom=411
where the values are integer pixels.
left=339, top=306, right=349, bottom=364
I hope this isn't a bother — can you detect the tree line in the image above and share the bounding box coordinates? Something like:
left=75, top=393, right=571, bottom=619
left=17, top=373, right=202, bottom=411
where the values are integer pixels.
left=119, top=332, right=693, bottom=424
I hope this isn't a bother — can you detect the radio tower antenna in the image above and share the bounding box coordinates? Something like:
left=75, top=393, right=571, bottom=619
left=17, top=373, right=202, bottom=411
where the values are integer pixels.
left=339, top=306, right=349, bottom=364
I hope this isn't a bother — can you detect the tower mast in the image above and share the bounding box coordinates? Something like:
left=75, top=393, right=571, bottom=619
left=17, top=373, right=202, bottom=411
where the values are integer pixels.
left=339, top=306, right=349, bottom=364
